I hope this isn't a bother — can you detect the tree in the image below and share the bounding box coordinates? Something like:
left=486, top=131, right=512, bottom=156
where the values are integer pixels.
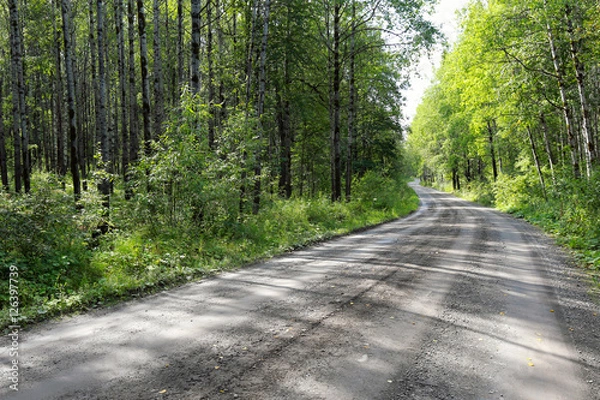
left=61, top=0, right=81, bottom=200
left=0, top=79, right=8, bottom=191
left=8, top=0, right=29, bottom=193
left=138, top=0, right=152, bottom=156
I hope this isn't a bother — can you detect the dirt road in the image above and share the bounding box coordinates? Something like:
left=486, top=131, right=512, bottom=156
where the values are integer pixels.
left=2, top=183, right=599, bottom=399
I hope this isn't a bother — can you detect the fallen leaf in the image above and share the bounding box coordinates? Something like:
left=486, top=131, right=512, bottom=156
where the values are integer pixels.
left=550, top=309, right=555, bottom=313
left=159, top=389, right=167, bottom=394
left=499, top=311, right=505, bottom=316
left=387, top=380, right=393, bottom=383
left=528, top=362, right=535, bottom=367
left=215, top=366, right=220, bottom=370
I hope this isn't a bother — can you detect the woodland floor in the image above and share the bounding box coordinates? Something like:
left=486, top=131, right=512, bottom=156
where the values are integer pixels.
left=1, top=183, right=599, bottom=400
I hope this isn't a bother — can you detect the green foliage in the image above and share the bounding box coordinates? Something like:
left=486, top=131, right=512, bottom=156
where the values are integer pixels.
left=493, top=171, right=541, bottom=213
left=0, top=174, right=101, bottom=316
left=0, top=166, right=418, bottom=330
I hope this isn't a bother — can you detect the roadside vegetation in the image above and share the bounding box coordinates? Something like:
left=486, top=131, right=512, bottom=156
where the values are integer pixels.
left=0, top=158, right=417, bottom=331
left=408, top=0, right=600, bottom=293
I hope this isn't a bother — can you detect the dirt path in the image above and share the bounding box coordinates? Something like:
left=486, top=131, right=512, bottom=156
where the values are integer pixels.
left=2, top=183, right=599, bottom=400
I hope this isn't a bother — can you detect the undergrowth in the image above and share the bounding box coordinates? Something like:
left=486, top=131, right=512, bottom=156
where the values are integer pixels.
left=0, top=172, right=418, bottom=331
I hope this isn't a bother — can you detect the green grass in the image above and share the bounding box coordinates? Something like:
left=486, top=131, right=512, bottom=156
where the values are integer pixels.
left=0, top=172, right=418, bottom=331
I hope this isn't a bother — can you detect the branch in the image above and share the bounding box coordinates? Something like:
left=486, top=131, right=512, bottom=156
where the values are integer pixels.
left=499, top=47, right=558, bottom=80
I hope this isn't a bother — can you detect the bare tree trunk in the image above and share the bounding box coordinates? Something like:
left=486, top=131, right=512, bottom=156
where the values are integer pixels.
left=245, top=0, right=260, bottom=111
left=0, top=79, right=8, bottom=191
left=153, top=0, right=164, bottom=137
left=277, top=10, right=292, bottom=199
left=252, top=0, right=271, bottom=215
left=216, top=0, right=226, bottom=125
left=97, top=0, right=111, bottom=227
left=8, top=0, right=29, bottom=193
left=565, top=4, right=596, bottom=176
left=330, top=0, right=342, bottom=202
left=61, top=0, right=82, bottom=201
left=137, top=0, right=152, bottom=156
left=487, top=120, right=498, bottom=182
left=240, top=0, right=260, bottom=214
left=540, top=113, right=556, bottom=185
left=177, top=0, right=184, bottom=95
left=127, top=0, right=139, bottom=167
left=207, top=0, right=216, bottom=149
left=346, top=0, right=356, bottom=202
left=53, top=0, right=66, bottom=179
left=527, top=126, right=547, bottom=200
left=191, top=0, right=201, bottom=94
left=544, top=0, right=580, bottom=178
left=89, top=0, right=101, bottom=154
left=115, top=0, right=129, bottom=189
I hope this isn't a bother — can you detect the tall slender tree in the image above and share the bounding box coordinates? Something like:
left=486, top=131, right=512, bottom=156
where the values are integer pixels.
left=138, top=0, right=152, bottom=155
left=97, top=0, right=111, bottom=221
left=329, top=0, right=342, bottom=202
left=153, top=0, right=165, bottom=138
left=191, top=0, right=201, bottom=94
left=61, top=0, right=82, bottom=200
left=115, top=0, right=129, bottom=184
left=0, top=78, right=8, bottom=191
left=8, top=0, right=29, bottom=193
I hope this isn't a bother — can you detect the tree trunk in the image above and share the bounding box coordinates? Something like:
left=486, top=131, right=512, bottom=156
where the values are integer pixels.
left=137, top=0, right=152, bottom=155
left=89, top=0, right=101, bottom=154
left=527, top=126, right=547, bottom=200
left=153, top=0, right=164, bottom=138
left=330, top=0, right=342, bottom=202
left=346, top=1, right=356, bottom=202
left=127, top=0, right=139, bottom=168
left=53, top=0, right=67, bottom=179
left=207, top=0, right=216, bottom=149
left=177, top=0, right=184, bottom=95
left=487, top=120, right=498, bottom=182
left=544, top=0, right=580, bottom=178
left=277, top=20, right=292, bottom=200
left=97, top=0, right=111, bottom=228
left=565, top=4, right=596, bottom=176
left=540, top=113, right=556, bottom=185
left=115, top=0, right=129, bottom=193
left=191, top=0, right=201, bottom=94
left=0, top=79, right=8, bottom=191
left=245, top=0, right=260, bottom=111
left=8, top=0, right=29, bottom=193
left=61, top=0, right=82, bottom=201
left=252, top=0, right=271, bottom=215
left=240, top=0, right=260, bottom=215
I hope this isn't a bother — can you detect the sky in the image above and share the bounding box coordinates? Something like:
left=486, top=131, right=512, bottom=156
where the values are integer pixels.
left=401, top=0, right=471, bottom=124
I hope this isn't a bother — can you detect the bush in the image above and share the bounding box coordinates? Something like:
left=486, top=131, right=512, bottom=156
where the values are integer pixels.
left=0, top=175, right=101, bottom=313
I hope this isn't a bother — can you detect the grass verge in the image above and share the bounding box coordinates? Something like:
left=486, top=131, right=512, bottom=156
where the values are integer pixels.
left=1, top=173, right=418, bottom=331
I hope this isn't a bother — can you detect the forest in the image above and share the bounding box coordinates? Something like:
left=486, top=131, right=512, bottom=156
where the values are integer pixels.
left=0, top=0, right=437, bottom=327
left=409, top=0, right=600, bottom=286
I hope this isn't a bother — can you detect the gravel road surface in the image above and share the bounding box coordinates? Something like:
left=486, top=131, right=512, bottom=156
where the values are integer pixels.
left=2, top=183, right=599, bottom=399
